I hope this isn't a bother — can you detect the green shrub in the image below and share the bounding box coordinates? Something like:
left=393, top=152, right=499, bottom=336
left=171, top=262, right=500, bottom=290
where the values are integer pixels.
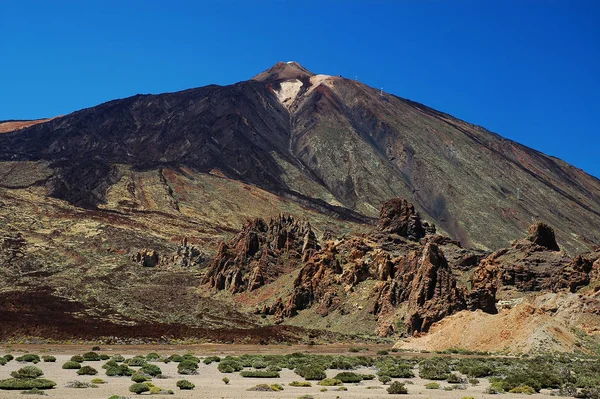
left=387, top=381, right=408, bottom=394
left=222, top=377, right=230, bottom=385
left=486, top=382, right=505, bottom=394
left=125, top=357, right=146, bottom=367
left=11, top=366, right=43, bottom=379
left=41, top=356, right=56, bottom=363
left=102, top=360, right=117, bottom=369
left=447, top=373, right=465, bottom=383
left=295, top=365, right=327, bottom=380
left=62, top=361, right=81, bottom=370
left=15, top=355, right=40, bottom=364
left=140, top=364, right=162, bottom=377
left=252, top=360, right=267, bottom=369
left=271, top=384, right=284, bottom=391
left=425, top=382, right=440, bottom=389
left=239, top=370, right=280, bottom=378
left=218, top=359, right=243, bottom=373
left=266, top=364, right=282, bottom=372
left=105, top=364, right=134, bottom=377
left=168, top=354, right=183, bottom=362
left=203, top=356, right=221, bottom=365
left=129, top=382, right=150, bottom=394
left=0, top=358, right=6, bottom=366
left=469, top=378, right=480, bottom=385
left=145, top=353, right=160, bottom=361
left=90, top=378, right=105, bottom=384
left=348, top=347, right=360, bottom=353
left=419, top=359, right=451, bottom=380
left=83, top=352, right=101, bottom=361
left=317, top=378, right=342, bottom=386
left=361, top=374, right=376, bottom=380
left=0, top=379, right=56, bottom=390
left=77, top=366, right=98, bottom=376
left=70, top=355, right=84, bottom=363
left=111, top=354, right=125, bottom=362
left=379, top=375, right=392, bottom=384
left=100, top=354, right=110, bottom=360
left=177, top=359, right=198, bottom=375
left=290, top=381, right=312, bottom=387
left=377, top=350, right=390, bottom=356
left=509, top=385, right=536, bottom=395
left=131, top=373, right=150, bottom=383
left=176, top=379, right=195, bottom=390
left=334, top=372, right=363, bottom=383
left=4, top=355, right=14, bottom=361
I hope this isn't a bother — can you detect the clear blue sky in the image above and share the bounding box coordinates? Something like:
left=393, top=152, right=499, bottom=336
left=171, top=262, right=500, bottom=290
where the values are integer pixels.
left=1, top=1, right=599, bottom=178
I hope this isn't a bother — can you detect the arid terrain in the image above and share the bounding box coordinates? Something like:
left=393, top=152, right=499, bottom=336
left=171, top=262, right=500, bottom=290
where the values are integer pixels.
left=1, top=346, right=598, bottom=398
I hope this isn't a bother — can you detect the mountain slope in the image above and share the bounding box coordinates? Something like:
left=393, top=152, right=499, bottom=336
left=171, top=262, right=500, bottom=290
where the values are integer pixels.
left=1, top=62, right=598, bottom=253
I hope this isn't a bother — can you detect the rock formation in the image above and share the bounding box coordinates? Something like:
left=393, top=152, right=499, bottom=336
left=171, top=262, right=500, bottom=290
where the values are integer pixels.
left=527, top=222, right=560, bottom=251
left=377, top=198, right=427, bottom=240
left=204, top=215, right=319, bottom=293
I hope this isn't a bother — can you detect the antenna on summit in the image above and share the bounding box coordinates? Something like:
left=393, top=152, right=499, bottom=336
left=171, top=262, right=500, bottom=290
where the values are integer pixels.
left=380, top=88, right=384, bottom=97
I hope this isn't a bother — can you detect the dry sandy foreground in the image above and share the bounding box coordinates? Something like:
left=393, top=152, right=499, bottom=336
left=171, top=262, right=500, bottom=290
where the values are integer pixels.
left=0, top=351, right=562, bottom=399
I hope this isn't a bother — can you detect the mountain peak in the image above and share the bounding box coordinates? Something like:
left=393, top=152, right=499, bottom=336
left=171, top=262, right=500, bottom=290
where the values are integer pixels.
left=252, top=61, right=315, bottom=82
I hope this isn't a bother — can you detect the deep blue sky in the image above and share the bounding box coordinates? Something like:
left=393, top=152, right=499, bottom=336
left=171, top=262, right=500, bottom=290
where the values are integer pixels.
left=1, top=1, right=599, bottom=178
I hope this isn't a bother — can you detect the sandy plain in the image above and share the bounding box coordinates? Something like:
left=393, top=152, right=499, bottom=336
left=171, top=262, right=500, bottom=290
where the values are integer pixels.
left=0, top=346, right=568, bottom=399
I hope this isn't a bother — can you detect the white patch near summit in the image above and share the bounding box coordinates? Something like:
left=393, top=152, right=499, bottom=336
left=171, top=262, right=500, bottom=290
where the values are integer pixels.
left=275, top=79, right=303, bottom=110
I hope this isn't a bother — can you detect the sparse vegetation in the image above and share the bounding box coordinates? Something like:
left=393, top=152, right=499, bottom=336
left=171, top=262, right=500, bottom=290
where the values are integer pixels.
left=176, top=379, right=195, bottom=390
left=387, top=381, right=408, bottom=394
left=62, top=361, right=81, bottom=370
left=77, top=366, right=98, bottom=376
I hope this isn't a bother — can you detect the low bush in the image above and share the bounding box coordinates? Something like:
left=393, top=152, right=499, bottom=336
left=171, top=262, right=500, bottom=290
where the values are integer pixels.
left=4, top=355, right=14, bottom=361
left=11, top=366, right=43, bottom=379
left=111, top=355, right=125, bottom=362
left=15, top=355, right=40, bottom=364
left=290, top=381, right=312, bottom=387
left=140, top=364, right=162, bottom=377
left=90, top=378, right=105, bottom=384
left=239, top=370, right=280, bottom=378
left=509, top=385, right=536, bottom=395
left=62, top=361, right=81, bottom=370
left=247, top=384, right=283, bottom=391
left=41, top=356, right=55, bottom=363
left=0, top=379, right=56, bottom=390
left=425, top=382, right=440, bottom=389
left=317, top=378, right=342, bottom=386
left=99, top=354, right=110, bottom=360
left=222, top=377, right=230, bottom=385
left=387, top=381, right=408, bottom=394
left=177, top=359, right=198, bottom=375
left=295, top=365, right=327, bottom=380
left=377, top=350, right=390, bottom=356
left=176, top=379, right=195, bottom=390
left=203, top=356, right=221, bottom=365
left=70, top=355, right=84, bottom=363
left=131, top=373, right=150, bottom=383
left=83, top=352, right=101, bottom=361
left=125, top=357, right=146, bottom=367
left=218, top=359, right=243, bottom=373
left=334, top=372, right=363, bottom=383
left=129, top=382, right=150, bottom=394
left=419, top=358, right=451, bottom=380
left=379, top=375, right=392, bottom=384
left=168, top=354, right=183, bottom=362
left=145, top=353, right=160, bottom=361
left=105, top=364, right=134, bottom=377
left=77, top=366, right=98, bottom=376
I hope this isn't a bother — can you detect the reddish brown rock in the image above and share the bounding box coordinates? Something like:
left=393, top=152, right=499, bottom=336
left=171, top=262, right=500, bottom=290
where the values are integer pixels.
left=377, top=198, right=426, bottom=241
left=132, top=249, right=159, bottom=267
left=527, top=222, right=560, bottom=251
left=204, top=214, right=319, bottom=293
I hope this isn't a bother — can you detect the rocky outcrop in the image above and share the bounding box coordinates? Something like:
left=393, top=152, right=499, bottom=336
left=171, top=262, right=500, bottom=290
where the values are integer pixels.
left=269, top=200, right=492, bottom=335
left=170, top=238, right=204, bottom=267
left=132, top=249, right=159, bottom=267
left=377, top=198, right=427, bottom=241
left=551, top=250, right=600, bottom=293
left=204, top=215, right=319, bottom=293
left=528, top=222, right=560, bottom=251
left=470, top=223, right=571, bottom=299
